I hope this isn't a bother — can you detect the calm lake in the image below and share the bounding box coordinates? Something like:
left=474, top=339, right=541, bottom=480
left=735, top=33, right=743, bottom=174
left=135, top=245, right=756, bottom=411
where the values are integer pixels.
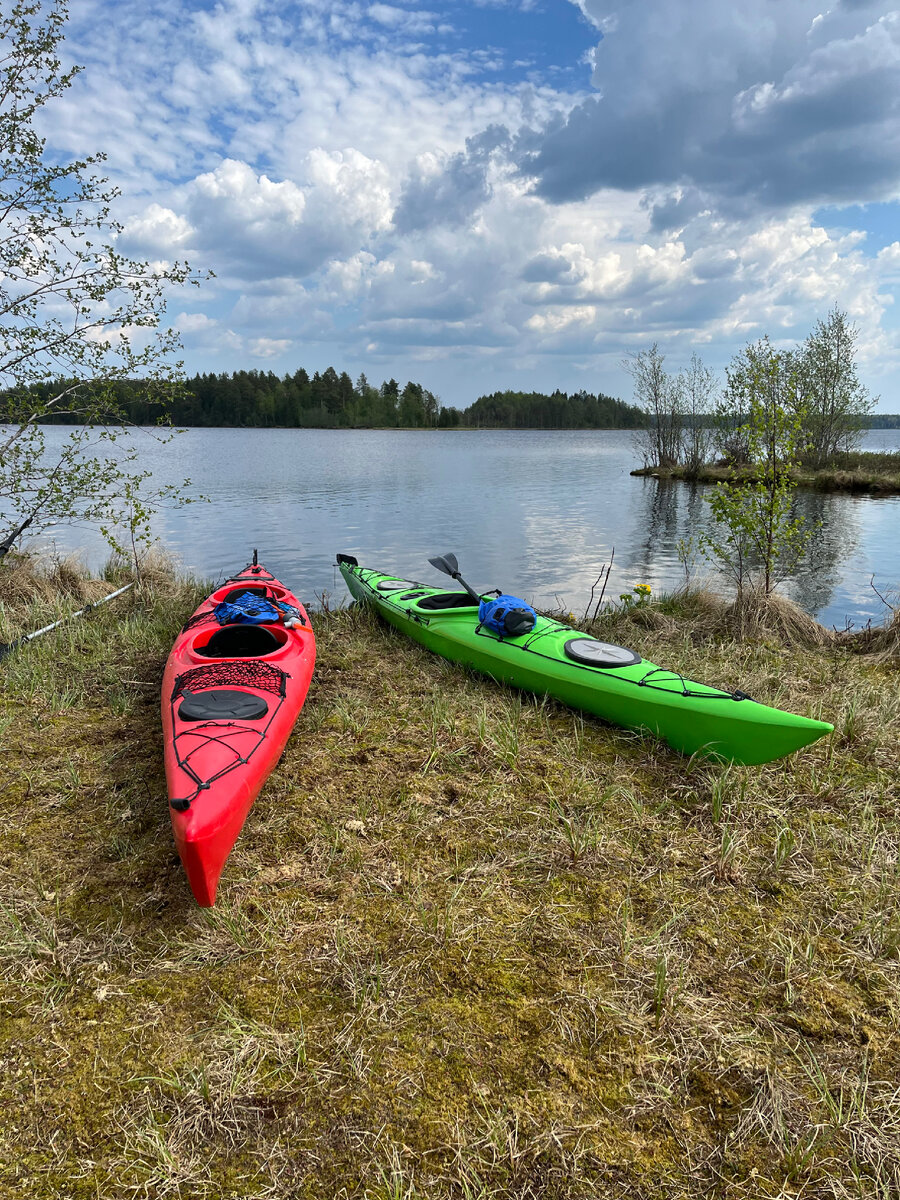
left=32, top=426, right=900, bottom=627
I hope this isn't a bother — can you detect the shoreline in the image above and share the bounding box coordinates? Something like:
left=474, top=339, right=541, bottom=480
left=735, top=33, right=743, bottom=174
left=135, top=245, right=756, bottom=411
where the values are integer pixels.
left=631, top=459, right=900, bottom=495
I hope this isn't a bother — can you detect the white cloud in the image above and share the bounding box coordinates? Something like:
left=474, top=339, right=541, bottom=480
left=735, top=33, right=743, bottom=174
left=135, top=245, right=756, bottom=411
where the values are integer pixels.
left=36, top=0, right=900, bottom=407
left=247, top=336, right=292, bottom=358
left=121, top=204, right=195, bottom=255
left=367, top=5, right=438, bottom=35
left=175, top=312, right=218, bottom=334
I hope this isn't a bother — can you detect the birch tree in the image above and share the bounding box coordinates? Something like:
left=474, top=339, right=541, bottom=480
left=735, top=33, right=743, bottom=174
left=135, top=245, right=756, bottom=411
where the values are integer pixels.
left=0, top=0, right=203, bottom=561
left=796, top=307, right=874, bottom=467
left=626, top=344, right=684, bottom=468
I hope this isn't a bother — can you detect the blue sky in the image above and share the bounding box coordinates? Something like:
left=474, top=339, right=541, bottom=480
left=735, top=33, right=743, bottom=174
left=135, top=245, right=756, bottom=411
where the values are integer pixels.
left=44, top=0, right=900, bottom=410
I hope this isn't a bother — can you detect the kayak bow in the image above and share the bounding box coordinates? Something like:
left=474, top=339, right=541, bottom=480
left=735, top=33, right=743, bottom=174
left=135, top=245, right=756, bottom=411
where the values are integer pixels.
left=336, top=555, right=832, bottom=766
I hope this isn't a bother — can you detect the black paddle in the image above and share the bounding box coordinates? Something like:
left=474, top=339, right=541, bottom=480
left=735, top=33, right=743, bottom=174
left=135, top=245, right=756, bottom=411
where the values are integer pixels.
left=428, top=553, right=483, bottom=602
left=429, top=553, right=537, bottom=637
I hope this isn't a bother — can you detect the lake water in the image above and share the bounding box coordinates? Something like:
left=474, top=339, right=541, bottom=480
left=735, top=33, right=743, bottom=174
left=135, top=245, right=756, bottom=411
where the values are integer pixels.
left=29, top=426, right=900, bottom=627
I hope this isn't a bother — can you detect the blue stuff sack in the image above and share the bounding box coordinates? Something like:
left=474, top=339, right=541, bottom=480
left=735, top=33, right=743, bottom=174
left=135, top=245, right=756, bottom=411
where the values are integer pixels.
left=213, top=594, right=281, bottom=625
left=478, top=594, right=537, bottom=639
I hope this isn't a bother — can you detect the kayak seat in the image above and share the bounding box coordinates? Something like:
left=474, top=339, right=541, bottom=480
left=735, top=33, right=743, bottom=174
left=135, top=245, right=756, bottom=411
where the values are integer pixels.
left=178, top=688, right=269, bottom=721
left=197, top=625, right=283, bottom=658
left=417, top=593, right=480, bottom=610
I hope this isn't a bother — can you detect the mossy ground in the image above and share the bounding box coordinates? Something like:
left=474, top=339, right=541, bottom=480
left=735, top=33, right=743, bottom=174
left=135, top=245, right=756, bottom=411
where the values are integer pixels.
left=1, top=559, right=899, bottom=1198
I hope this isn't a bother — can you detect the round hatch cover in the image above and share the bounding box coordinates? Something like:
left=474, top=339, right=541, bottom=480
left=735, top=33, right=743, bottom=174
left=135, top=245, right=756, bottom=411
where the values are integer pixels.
left=563, top=639, right=642, bottom=668
left=178, top=689, right=269, bottom=721
left=377, top=579, right=417, bottom=591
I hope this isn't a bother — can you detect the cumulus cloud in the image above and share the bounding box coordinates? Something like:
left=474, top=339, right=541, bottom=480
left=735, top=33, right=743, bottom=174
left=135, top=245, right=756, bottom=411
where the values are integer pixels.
left=175, top=312, right=219, bottom=334
left=522, top=1, right=900, bottom=213
left=45, top=0, right=900, bottom=405
left=392, top=126, right=510, bottom=233
left=179, top=152, right=392, bottom=280
left=120, top=204, right=195, bottom=255
left=247, top=336, right=293, bottom=358
left=520, top=251, right=579, bottom=283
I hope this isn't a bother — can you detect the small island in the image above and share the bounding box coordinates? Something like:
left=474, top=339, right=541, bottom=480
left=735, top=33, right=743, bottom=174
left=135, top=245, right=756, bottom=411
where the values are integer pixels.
left=624, top=315, right=900, bottom=495
left=631, top=449, right=900, bottom=495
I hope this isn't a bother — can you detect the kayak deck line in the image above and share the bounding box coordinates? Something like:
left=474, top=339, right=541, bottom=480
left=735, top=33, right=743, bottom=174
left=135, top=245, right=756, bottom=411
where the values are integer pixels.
left=339, top=558, right=833, bottom=766
left=351, top=564, right=751, bottom=706
left=166, top=657, right=292, bottom=812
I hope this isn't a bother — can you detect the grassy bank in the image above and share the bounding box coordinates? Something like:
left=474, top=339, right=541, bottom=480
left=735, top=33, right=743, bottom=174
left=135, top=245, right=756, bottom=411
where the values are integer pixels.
left=1, top=557, right=899, bottom=1198
left=632, top=448, right=900, bottom=494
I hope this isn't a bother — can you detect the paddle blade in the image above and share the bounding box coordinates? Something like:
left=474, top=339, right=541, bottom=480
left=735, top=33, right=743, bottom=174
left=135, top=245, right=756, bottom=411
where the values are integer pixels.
left=428, top=553, right=482, bottom=602
left=428, top=553, right=459, bottom=577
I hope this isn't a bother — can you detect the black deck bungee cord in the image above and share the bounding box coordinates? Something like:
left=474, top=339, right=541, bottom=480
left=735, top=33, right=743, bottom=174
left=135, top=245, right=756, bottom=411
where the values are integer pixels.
left=168, top=660, right=290, bottom=811
left=354, top=566, right=752, bottom=704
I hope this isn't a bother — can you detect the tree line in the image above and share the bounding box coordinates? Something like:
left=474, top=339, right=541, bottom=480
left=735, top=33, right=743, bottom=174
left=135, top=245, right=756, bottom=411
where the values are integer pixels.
left=461, top=389, right=645, bottom=429
left=29, top=372, right=648, bottom=430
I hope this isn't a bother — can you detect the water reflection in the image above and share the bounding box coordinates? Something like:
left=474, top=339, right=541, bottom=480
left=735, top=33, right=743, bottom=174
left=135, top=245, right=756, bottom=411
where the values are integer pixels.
left=787, top=491, right=861, bottom=619
left=27, top=426, right=900, bottom=627
left=627, top=477, right=696, bottom=582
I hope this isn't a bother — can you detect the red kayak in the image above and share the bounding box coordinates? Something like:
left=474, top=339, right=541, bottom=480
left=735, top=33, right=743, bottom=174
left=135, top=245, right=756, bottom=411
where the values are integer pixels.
left=161, top=560, right=315, bottom=905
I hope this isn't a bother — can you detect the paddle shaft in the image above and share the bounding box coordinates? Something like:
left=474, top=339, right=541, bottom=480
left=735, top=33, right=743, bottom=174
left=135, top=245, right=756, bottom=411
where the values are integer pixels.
left=0, top=582, right=134, bottom=662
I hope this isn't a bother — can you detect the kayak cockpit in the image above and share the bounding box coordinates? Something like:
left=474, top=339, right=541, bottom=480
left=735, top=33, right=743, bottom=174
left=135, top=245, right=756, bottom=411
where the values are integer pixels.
left=415, top=593, right=479, bottom=611
left=196, top=624, right=287, bottom=657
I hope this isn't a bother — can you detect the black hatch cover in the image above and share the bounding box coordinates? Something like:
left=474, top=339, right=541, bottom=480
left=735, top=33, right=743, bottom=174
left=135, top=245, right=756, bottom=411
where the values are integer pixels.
left=178, top=689, right=269, bottom=721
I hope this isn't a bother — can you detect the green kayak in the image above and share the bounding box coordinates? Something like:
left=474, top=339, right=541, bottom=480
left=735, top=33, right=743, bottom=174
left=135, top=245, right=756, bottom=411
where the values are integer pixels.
left=336, top=555, right=833, bottom=766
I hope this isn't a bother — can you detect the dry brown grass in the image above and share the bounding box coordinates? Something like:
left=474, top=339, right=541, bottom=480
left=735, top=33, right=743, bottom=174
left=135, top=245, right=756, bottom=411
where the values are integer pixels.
left=591, top=585, right=834, bottom=649
left=834, top=606, right=900, bottom=664
left=1, top=564, right=899, bottom=1198
left=722, top=589, right=835, bottom=648
left=0, top=550, right=107, bottom=606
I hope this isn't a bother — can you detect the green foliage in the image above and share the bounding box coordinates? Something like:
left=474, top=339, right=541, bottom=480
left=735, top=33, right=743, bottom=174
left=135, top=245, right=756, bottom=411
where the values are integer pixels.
left=0, top=0, right=205, bottom=564
left=618, top=583, right=653, bottom=609
left=463, top=387, right=643, bottom=429
left=796, top=306, right=876, bottom=466
left=701, top=339, right=813, bottom=596
left=79, top=369, right=445, bottom=429
left=33, top=375, right=643, bottom=430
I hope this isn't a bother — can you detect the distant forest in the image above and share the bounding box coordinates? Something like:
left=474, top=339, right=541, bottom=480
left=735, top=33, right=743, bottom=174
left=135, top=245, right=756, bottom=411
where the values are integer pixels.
left=31, top=368, right=647, bottom=429
left=25, top=366, right=898, bottom=430
left=163, top=370, right=645, bottom=429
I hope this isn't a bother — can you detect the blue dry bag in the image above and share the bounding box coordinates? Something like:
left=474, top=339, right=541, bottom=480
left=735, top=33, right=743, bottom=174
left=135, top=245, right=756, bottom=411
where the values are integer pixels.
left=478, top=594, right=537, bottom=639
left=213, top=594, right=281, bottom=625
